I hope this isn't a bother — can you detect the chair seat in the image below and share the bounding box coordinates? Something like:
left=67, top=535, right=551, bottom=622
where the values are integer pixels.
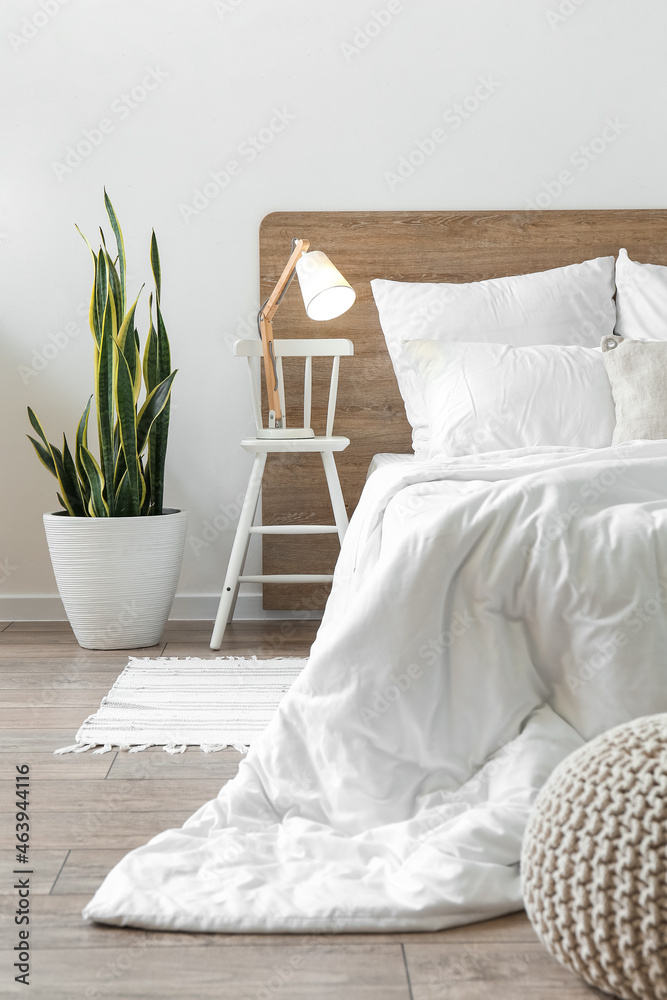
left=241, top=436, right=350, bottom=454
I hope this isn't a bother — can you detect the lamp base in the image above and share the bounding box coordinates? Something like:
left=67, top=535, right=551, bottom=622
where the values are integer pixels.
left=256, top=427, right=315, bottom=440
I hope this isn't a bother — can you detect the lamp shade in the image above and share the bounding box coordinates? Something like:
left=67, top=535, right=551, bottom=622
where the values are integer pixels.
left=295, top=251, right=356, bottom=321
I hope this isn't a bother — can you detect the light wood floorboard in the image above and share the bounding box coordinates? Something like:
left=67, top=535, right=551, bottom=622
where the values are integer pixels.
left=0, top=850, right=68, bottom=894
left=0, top=778, right=228, bottom=813
left=404, top=941, right=607, bottom=998
left=0, top=751, right=114, bottom=779
left=5, top=942, right=411, bottom=999
left=0, top=620, right=599, bottom=999
left=106, top=746, right=244, bottom=780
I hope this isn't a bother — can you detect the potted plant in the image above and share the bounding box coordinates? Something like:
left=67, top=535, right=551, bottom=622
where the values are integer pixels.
left=27, top=192, right=187, bottom=649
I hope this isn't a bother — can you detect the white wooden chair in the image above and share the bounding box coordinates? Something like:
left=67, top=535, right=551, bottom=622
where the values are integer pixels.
left=210, top=337, right=354, bottom=649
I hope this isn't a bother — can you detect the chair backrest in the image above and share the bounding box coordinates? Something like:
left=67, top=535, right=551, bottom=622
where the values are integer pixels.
left=234, top=338, right=354, bottom=436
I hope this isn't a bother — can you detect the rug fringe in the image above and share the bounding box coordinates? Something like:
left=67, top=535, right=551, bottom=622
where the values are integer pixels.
left=55, top=740, right=250, bottom=755
left=53, top=743, right=97, bottom=755
left=120, top=655, right=307, bottom=664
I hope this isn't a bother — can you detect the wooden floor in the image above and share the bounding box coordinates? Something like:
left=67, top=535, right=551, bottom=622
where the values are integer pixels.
left=0, top=620, right=603, bottom=1000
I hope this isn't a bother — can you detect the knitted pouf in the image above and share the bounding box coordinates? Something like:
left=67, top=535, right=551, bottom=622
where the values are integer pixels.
left=521, top=714, right=667, bottom=1000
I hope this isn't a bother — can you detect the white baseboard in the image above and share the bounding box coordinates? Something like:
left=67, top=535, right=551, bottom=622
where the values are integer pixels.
left=0, top=594, right=323, bottom=622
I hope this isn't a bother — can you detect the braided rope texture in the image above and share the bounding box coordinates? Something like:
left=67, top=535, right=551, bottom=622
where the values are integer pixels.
left=521, top=715, right=667, bottom=1000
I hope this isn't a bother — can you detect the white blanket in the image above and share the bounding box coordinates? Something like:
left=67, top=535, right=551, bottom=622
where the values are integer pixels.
left=83, top=442, right=667, bottom=933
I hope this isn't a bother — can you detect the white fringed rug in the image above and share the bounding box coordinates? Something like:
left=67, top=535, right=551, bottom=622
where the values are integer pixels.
left=54, top=656, right=307, bottom=755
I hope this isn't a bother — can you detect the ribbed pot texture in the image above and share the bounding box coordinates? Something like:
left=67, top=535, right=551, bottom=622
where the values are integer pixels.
left=43, top=509, right=188, bottom=649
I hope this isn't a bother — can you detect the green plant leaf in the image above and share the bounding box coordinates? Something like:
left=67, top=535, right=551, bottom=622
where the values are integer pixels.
left=96, top=291, right=116, bottom=514
left=114, top=344, right=141, bottom=516
left=114, top=467, right=146, bottom=517
left=133, top=327, right=142, bottom=403
left=94, top=250, right=108, bottom=351
left=117, top=290, right=144, bottom=406
left=79, top=444, right=108, bottom=516
left=112, top=420, right=120, bottom=468
left=113, top=445, right=126, bottom=490
left=105, top=248, right=123, bottom=335
left=75, top=397, right=92, bottom=510
left=150, top=230, right=161, bottom=303
left=155, top=299, right=171, bottom=379
left=27, top=410, right=82, bottom=516
left=49, top=447, right=77, bottom=516
left=143, top=296, right=158, bottom=391
left=117, top=289, right=142, bottom=351
left=27, top=409, right=56, bottom=476
left=61, top=434, right=85, bottom=516
left=75, top=223, right=94, bottom=256
left=114, top=470, right=134, bottom=517
left=140, top=455, right=151, bottom=515
left=76, top=227, right=101, bottom=347
left=89, top=257, right=100, bottom=348
left=147, top=256, right=173, bottom=515
left=136, top=370, right=177, bottom=455
left=104, top=190, right=126, bottom=317
left=27, top=435, right=56, bottom=477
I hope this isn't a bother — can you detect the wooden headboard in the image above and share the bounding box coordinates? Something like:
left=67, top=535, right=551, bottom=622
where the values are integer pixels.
left=260, top=209, right=667, bottom=609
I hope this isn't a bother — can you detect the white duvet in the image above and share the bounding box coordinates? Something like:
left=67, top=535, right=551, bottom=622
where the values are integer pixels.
left=84, top=441, right=667, bottom=933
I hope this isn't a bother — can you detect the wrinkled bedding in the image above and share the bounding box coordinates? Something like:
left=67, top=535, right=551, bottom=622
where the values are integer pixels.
left=84, top=441, right=667, bottom=933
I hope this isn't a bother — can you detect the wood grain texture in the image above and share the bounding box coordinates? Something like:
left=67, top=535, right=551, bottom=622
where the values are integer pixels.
left=0, top=730, right=91, bottom=751
left=0, top=810, right=196, bottom=850
left=0, top=849, right=68, bottom=894
left=404, top=941, right=601, bottom=998
left=4, top=943, right=411, bottom=999
left=0, top=750, right=114, bottom=779
left=106, top=745, right=244, bottom=780
left=52, top=848, right=153, bottom=894
left=259, top=209, right=667, bottom=608
left=0, top=778, right=226, bottom=813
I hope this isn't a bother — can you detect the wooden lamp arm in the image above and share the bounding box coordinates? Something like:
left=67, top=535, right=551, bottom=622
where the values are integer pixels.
left=258, top=238, right=310, bottom=424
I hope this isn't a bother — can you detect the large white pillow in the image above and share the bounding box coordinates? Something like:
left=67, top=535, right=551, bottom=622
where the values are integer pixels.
left=371, top=257, right=616, bottom=456
left=402, top=339, right=617, bottom=458
left=615, top=248, right=667, bottom=341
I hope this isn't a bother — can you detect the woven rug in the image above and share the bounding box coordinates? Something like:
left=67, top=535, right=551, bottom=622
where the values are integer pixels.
left=54, top=656, right=307, bottom=755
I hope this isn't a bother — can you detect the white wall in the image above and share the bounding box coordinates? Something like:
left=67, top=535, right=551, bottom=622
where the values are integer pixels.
left=1, top=0, right=665, bottom=618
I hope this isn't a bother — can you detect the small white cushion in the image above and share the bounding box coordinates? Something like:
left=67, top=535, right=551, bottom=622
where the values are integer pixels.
left=615, top=248, right=667, bottom=341
left=602, top=335, right=667, bottom=443
left=371, top=257, right=616, bottom=457
left=402, top=339, right=617, bottom=458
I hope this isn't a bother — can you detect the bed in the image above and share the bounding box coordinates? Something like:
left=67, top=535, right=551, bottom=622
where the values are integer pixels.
left=83, top=210, right=667, bottom=934
left=259, top=209, right=667, bottom=608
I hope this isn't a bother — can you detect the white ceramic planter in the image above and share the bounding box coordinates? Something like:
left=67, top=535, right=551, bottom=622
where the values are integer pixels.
left=43, top=509, right=188, bottom=650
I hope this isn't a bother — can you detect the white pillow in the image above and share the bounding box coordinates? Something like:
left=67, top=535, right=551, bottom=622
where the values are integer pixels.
left=602, top=335, right=667, bottom=443
left=402, top=339, right=617, bottom=458
left=371, top=257, right=616, bottom=456
left=615, top=248, right=667, bottom=341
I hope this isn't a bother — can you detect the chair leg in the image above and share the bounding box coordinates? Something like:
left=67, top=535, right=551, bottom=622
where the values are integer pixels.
left=321, top=450, right=349, bottom=545
left=228, top=519, right=254, bottom=622
left=210, top=452, right=267, bottom=649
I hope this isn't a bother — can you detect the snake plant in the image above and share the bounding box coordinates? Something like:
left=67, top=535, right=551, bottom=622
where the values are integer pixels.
left=27, top=192, right=177, bottom=517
